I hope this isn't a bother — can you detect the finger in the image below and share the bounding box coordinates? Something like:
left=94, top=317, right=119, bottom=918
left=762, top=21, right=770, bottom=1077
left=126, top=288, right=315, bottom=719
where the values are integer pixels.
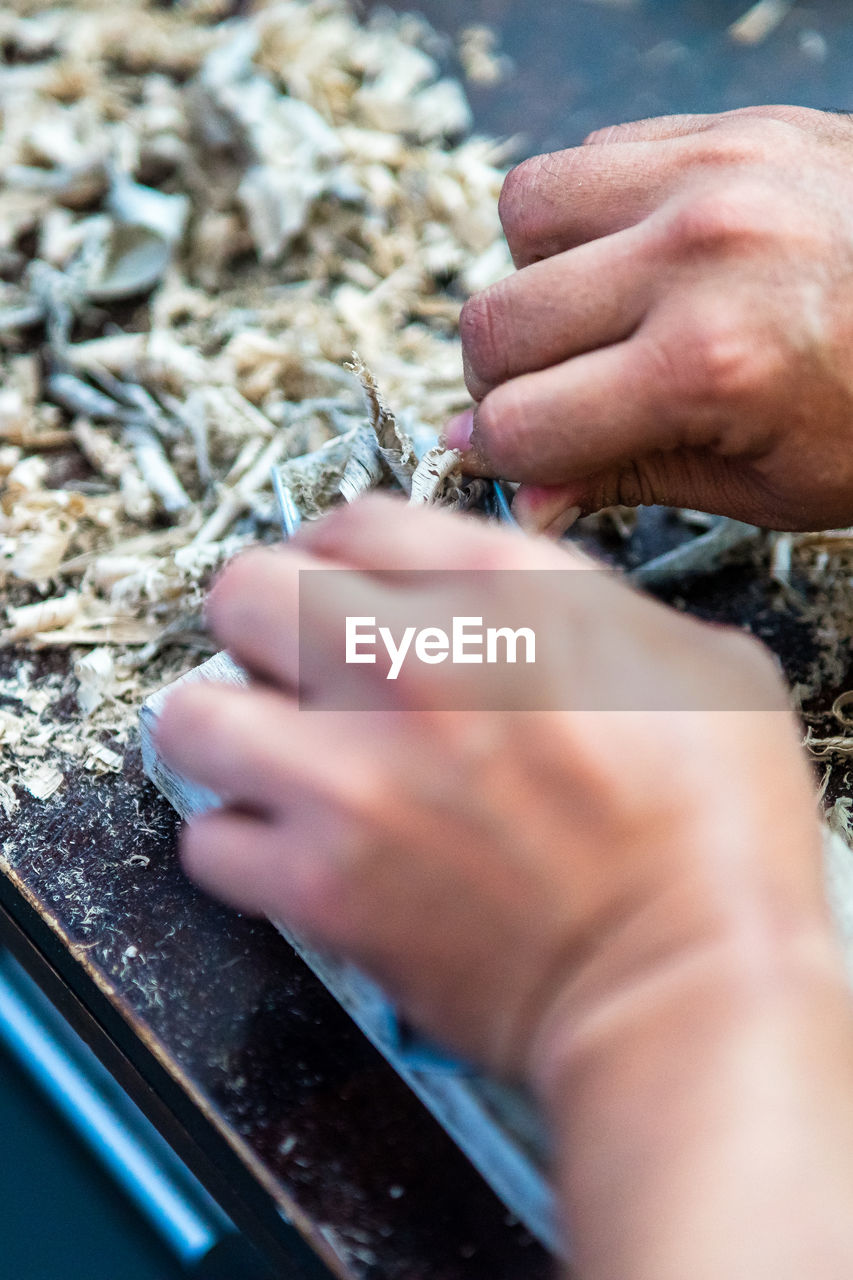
left=181, top=807, right=344, bottom=928
left=500, top=129, right=735, bottom=266
left=511, top=484, right=581, bottom=538
left=294, top=492, right=568, bottom=571
left=582, top=113, right=719, bottom=146
left=156, top=683, right=300, bottom=814
left=208, top=530, right=464, bottom=696
left=181, top=808, right=286, bottom=916
left=206, top=543, right=350, bottom=689
left=460, top=222, right=656, bottom=401
left=207, top=505, right=573, bottom=700
left=453, top=336, right=677, bottom=484
left=580, top=107, right=818, bottom=147
left=157, top=681, right=391, bottom=813
left=552, top=448, right=774, bottom=524
left=208, top=545, right=298, bottom=686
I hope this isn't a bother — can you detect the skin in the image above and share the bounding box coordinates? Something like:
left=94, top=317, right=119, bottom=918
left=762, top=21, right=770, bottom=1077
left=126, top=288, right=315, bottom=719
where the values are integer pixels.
left=157, top=109, right=853, bottom=1276
left=158, top=497, right=853, bottom=1279
left=446, top=106, right=853, bottom=533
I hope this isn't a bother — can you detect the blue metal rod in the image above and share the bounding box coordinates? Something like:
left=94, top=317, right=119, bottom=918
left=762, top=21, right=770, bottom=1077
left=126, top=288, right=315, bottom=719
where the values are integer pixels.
left=0, top=958, right=221, bottom=1265
left=271, top=466, right=302, bottom=539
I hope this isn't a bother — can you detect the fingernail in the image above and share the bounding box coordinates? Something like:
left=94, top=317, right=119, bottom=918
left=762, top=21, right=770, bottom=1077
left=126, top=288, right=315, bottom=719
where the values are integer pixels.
left=444, top=408, right=474, bottom=452
left=545, top=505, right=582, bottom=539
left=511, top=484, right=582, bottom=537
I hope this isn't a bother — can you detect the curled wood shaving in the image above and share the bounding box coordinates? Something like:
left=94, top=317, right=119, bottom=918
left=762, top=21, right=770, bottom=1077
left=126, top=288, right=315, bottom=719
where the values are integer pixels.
left=344, top=353, right=417, bottom=495
left=21, top=762, right=64, bottom=801
left=5, top=592, right=81, bottom=641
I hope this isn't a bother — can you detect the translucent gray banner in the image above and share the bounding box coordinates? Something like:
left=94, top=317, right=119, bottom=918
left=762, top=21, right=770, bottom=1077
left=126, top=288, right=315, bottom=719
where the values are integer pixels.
left=297, top=569, right=782, bottom=712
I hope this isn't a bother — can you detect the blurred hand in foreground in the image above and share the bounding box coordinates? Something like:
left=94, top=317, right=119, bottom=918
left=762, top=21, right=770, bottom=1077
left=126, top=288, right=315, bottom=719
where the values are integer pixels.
left=157, top=496, right=853, bottom=1279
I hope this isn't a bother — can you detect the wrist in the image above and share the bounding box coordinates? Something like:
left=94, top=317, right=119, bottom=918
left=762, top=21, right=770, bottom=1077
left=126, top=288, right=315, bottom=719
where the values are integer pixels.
left=530, top=905, right=853, bottom=1277
left=529, top=771, right=833, bottom=1102
left=530, top=908, right=846, bottom=1111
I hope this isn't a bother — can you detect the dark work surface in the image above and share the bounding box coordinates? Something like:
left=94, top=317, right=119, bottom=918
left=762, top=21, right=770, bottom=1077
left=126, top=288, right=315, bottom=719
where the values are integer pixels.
left=4, top=4, right=853, bottom=1280
left=0, top=739, right=545, bottom=1280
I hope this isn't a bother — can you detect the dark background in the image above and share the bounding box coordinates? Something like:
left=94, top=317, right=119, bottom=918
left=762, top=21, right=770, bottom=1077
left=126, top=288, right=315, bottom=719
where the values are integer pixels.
left=370, top=0, right=853, bottom=154
left=3, top=1, right=853, bottom=1277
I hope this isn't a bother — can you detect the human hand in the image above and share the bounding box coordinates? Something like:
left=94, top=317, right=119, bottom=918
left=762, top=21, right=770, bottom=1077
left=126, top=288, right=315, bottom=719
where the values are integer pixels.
left=155, top=497, right=826, bottom=1085
left=449, top=107, right=853, bottom=534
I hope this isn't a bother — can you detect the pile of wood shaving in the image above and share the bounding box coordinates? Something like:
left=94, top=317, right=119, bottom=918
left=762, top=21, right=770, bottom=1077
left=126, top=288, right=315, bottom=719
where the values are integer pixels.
left=1, top=0, right=850, bottom=834
left=0, top=0, right=513, bottom=803
left=776, top=532, right=853, bottom=775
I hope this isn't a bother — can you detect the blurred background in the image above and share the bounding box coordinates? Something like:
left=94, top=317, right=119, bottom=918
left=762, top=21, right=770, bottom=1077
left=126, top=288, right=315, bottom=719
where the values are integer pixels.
left=366, top=0, right=853, bottom=151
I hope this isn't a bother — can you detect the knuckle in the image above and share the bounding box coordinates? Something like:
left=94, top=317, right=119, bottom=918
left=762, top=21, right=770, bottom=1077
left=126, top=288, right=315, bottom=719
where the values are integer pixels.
left=498, top=159, right=534, bottom=235
left=582, top=119, right=642, bottom=146
left=582, top=123, right=615, bottom=146
left=666, top=184, right=772, bottom=254
left=207, top=547, right=280, bottom=628
left=329, top=758, right=395, bottom=829
left=459, top=284, right=510, bottom=385
left=473, top=384, right=526, bottom=472
left=691, top=115, right=798, bottom=171
left=719, top=111, right=803, bottom=150
left=671, top=311, right=781, bottom=406
left=693, top=127, right=762, bottom=171
left=612, top=461, right=659, bottom=509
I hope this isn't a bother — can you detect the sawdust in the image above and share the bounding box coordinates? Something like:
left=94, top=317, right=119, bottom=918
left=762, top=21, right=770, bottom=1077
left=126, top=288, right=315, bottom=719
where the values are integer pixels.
left=0, top=0, right=513, bottom=795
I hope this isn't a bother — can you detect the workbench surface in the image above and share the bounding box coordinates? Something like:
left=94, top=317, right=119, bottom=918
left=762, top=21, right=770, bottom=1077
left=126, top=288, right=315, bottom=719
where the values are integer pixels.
left=1, top=3, right=851, bottom=1278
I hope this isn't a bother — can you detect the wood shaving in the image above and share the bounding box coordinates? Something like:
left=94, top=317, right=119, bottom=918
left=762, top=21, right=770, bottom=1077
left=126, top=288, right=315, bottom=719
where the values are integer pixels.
left=74, top=645, right=116, bottom=715
left=21, top=762, right=64, bottom=801
left=752, top=532, right=853, bottom=838
left=4, top=592, right=82, bottom=641
left=0, top=0, right=513, bottom=798
left=729, top=0, right=797, bottom=44
left=458, top=27, right=512, bottom=88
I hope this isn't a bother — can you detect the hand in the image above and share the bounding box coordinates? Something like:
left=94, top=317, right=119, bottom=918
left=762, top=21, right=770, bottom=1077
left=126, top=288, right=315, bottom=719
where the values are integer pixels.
left=155, top=497, right=825, bottom=1081
left=448, top=107, right=853, bottom=534
left=156, top=499, right=853, bottom=1279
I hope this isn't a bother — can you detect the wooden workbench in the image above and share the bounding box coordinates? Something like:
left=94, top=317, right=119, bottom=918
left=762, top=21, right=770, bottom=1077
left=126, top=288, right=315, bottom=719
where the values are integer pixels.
left=2, top=3, right=851, bottom=1277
